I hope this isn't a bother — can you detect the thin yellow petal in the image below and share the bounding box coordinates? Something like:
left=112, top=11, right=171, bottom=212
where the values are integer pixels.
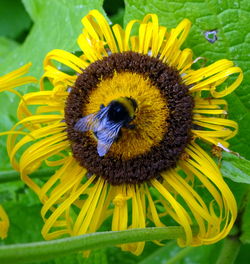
left=124, top=19, right=140, bottom=51
left=144, top=184, right=165, bottom=227
left=0, top=205, right=9, bottom=239
left=0, top=63, right=37, bottom=92
left=42, top=165, right=93, bottom=239
left=81, top=10, right=118, bottom=53
left=160, top=19, right=191, bottom=65
left=185, top=60, right=243, bottom=97
left=44, top=49, right=88, bottom=74
left=180, top=143, right=237, bottom=244
left=151, top=179, right=193, bottom=246
left=112, top=24, right=125, bottom=52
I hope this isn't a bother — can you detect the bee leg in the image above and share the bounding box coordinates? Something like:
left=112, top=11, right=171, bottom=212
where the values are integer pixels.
left=100, top=104, right=105, bottom=110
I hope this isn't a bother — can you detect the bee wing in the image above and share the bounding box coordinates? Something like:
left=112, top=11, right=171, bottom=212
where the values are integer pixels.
left=74, top=113, right=98, bottom=132
left=74, top=107, right=110, bottom=132
left=97, top=141, right=113, bottom=157
left=74, top=106, right=122, bottom=157
left=96, top=122, right=123, bottom=157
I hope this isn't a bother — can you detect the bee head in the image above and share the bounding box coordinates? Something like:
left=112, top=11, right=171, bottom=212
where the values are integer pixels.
left=107, top=97, right=137, bottom=124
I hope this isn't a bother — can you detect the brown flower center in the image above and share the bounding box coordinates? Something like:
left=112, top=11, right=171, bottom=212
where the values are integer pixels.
left=65, top=52, right=194, bottom=185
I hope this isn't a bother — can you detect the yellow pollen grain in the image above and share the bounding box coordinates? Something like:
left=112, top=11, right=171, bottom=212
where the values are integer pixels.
left=84, top=72, right=169, bottom=159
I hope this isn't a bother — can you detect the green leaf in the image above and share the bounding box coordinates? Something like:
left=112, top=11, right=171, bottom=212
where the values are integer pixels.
left=0, top=0, right=32, bottom=40
left=236, top=243, right=250, bottom=263
left=137, top=242, right=221, bottom=264
left=0, top=181, right=39, bottom=205
left=215, top=237, right=241, bottom=264
left=124, top=0, right=250, bottom=159
left=2, top=204, right=44, bottom=245
left=37, top=253, right=84, bottom=264
left=84, top=249, right=108, bottom=264
left=0, top=37, right=19, bottom=63
left=226, top=180, right=249, bottom=209
left=0, top=182, right=43, bottom=246
left=0, top=0, right=105, bottom=171
left=240, top=190, right=250, bottom=244
left=0, top=0, right=105, bottom=79
left=21, top=0, right=47, bottom=22
left=221, top=152, right=250, bottom=184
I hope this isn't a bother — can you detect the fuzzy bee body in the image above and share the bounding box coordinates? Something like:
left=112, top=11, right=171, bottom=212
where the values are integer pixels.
left=75, top=97, right=137, bottom=156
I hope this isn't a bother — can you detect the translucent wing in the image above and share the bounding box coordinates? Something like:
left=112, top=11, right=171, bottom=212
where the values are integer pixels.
left=74, top=105, right=122, bottom=156
left=74, top=113, right=98, bottom=132
left=96, top=122, right=123, bottom=156
left=97, top=141, right=112, bottom=157
left=74, top=106, right=110, bottom=132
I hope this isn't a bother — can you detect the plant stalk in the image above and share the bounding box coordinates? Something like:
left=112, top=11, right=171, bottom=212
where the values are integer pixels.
left=0, top=227, right=185, bottom=264
left=0, top=169, right=54, bottom=183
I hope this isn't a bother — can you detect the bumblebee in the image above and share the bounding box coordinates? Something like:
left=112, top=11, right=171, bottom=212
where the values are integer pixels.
left=75, top=97, right=137, bottom=156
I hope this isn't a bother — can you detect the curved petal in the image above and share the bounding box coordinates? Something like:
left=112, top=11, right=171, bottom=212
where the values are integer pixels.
left=159, top=19, right=191, bottom=64
left=180, top=143, right=237, bottom=244
left=0, top=205, right=9, bottom=239
left=184, top=60, right=243, bottom=97
left=81, top=10, right=118, bottom=53
left=192, top=116, right=238, bottom=147
left=0, top=63, right=37, bottom=92
left=44, top=49, right=88, bottom=73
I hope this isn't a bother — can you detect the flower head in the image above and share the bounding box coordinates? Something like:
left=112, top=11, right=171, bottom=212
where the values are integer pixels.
left=0, top=63, right=36, bottom=239
left=7, top=10, right=242, bottom=254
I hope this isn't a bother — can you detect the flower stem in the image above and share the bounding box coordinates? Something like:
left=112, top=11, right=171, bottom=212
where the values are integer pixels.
left=0, top=227, right=186, bottom=264
left=0, top=169, right=54, bottom=183
left=215, top=236, right=241, bottom=264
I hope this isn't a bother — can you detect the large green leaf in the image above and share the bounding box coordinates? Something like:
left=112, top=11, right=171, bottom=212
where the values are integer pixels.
left=0, top=0, right=105, bottom=78
left=0, top=0, right=105, bottom=170
left=138, top=242, right=220, bottom=264
left=0, top=181, right=43, bottom=246
left=124, top=0, right=250, bottom=159
left=221, top=152, right=250, bottom=184
left=0, top=37, right=19, bottom=64
left=240, top=190, right=250, bottom=244
left=236, top=244, right=250, bottom=263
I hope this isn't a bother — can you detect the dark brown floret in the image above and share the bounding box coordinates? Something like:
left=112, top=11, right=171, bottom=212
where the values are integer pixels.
left=65, top=52, right=194, bottom=185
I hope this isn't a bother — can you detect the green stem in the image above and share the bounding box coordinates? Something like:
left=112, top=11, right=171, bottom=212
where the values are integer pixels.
left=0, top=227, right=185, bottom=264
left=215, top=236, right=241, bottom=264
left=0, top=169, right=54, bottom=183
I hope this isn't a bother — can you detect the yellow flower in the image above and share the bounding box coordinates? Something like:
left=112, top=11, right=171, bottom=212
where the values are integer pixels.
left=6, top=10, right=242, bottom=254
left=0, top=63, right=36, bottom=239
